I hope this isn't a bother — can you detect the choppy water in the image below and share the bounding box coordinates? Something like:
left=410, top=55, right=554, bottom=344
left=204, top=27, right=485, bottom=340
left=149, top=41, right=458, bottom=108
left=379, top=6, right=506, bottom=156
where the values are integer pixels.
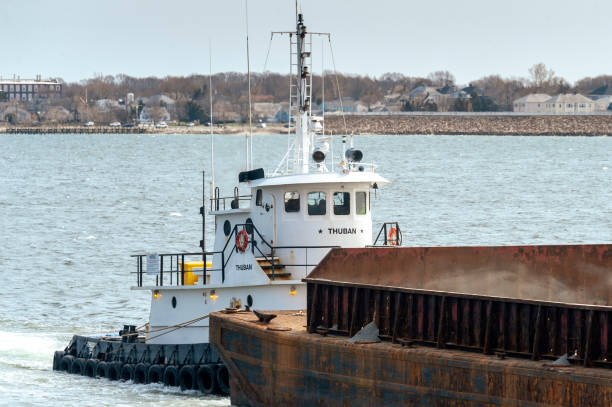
left=0, top=133, right=610, bottom=406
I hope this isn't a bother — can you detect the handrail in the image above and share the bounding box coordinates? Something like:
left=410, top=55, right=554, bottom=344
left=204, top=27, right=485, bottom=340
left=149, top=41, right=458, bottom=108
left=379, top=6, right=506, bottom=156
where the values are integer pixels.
left=132, top=251, right=222, bottom=287
left=209, top=194, right=252, bottom=211
left=133, top=223, right=342, bottom=287
left=373, top=222, right=402, bottom=246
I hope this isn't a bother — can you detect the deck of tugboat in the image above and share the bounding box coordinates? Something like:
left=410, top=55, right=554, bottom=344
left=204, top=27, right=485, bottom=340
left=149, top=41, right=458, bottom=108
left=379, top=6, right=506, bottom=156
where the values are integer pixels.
left=131, top=280, right=302, bottom=291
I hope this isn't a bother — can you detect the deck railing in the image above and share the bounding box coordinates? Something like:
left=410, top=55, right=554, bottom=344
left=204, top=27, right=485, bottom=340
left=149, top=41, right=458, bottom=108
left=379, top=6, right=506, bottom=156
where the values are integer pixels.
left=132, top=223, right=339, bottom=287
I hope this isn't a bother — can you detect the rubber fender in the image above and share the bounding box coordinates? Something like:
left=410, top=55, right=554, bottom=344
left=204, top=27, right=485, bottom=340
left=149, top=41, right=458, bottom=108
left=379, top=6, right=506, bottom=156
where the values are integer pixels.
left=178, top=365, right=197, bottom=391
left=95, top=361, right=109, bottom=378
left=216, top=363, right=230, bottom=395
left=71, top=358, right=87, bottom=375
left=107, top=362, right=122, bottom=381
left=196, top=364, right=217, bottom=394
left=84, top=359, right=98, bottom=377
left=163, top=365, right=180, bottom=387
left=53, top=351, right=65, bottom=371
left=120, top=364, right=135, bottom=381
left=147, top=364, right=164, bottom=383
left=133, top=363, right=149, bottom=384
left=59, top=355, right=75, bottom=372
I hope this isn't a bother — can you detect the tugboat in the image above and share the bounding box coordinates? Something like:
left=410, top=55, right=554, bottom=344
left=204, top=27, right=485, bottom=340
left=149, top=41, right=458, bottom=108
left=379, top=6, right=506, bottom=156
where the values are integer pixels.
left=52, top=9, right=397, bottom=396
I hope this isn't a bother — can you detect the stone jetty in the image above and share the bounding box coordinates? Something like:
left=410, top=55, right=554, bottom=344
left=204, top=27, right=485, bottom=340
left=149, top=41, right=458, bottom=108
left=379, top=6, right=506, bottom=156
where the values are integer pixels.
left=325, top=114, right=612, bottom=136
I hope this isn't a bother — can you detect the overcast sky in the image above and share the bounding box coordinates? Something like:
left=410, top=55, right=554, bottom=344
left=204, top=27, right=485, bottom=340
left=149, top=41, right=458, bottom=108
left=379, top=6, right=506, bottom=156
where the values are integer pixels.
left=1, top=0, right=610, bottom=85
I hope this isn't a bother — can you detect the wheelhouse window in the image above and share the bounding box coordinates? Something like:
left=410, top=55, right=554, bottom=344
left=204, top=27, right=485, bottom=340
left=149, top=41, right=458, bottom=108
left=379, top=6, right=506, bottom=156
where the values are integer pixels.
left=255, top=189, right=263, bottom=206
left=356, top=191, right=367, bottom=215
left=284, top=191, right=300, bottom=212
left=308, top=192, right=326, bottom=215
left=333, top=192, right=350, bottom=215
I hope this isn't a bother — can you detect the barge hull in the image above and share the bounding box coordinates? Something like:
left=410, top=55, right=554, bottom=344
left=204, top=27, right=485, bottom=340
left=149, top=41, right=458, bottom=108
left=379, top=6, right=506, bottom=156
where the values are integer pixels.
left=211, top=312, right=612, bottom=407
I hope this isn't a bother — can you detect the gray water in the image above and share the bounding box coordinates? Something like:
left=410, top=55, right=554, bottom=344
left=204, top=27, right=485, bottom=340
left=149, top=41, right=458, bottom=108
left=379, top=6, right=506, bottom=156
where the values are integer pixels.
left=0, top=133, right=610, bottom=406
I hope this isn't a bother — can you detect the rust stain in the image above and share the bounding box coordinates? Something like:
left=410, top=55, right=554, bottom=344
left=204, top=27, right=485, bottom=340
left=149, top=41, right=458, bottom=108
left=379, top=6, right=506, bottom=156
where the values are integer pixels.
left=211, top=312, right=612, bottom=407
left=308, top=244, right=612, bottom=305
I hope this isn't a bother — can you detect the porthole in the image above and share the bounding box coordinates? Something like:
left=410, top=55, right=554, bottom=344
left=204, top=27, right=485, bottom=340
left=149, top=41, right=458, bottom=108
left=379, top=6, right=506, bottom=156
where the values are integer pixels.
left=245, top=218, right=254, bottom=234
left=171, top=296, right=177, bottom=308
left=247, top=294, right=253, bottom=307
left=223, top=220, right=231, bottom=236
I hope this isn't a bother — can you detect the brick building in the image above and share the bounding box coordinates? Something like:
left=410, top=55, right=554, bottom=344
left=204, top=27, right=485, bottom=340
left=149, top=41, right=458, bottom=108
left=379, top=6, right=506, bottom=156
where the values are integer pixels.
left=0, top=75, right=62, bottom=102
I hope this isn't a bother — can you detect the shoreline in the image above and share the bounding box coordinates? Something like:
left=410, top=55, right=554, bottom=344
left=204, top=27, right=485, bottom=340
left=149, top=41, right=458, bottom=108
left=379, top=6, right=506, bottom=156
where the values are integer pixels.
left=1, top=114, right=611, bottom=136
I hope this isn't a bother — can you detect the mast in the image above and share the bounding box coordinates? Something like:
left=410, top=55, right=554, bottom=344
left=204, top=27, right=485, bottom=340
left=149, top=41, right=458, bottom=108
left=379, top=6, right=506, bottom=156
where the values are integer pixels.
left=209, top=41, right=215, bottom=200
left=295, top=12, right=311, bottom=174
left=270, top=8, right=329, bottom=177
left=245, top=0, right=254, bottom=170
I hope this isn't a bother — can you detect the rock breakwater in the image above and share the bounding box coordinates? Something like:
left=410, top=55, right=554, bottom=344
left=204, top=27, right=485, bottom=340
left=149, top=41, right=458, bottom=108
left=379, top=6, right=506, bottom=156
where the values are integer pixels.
left=325, top=114, right=612, bottom=136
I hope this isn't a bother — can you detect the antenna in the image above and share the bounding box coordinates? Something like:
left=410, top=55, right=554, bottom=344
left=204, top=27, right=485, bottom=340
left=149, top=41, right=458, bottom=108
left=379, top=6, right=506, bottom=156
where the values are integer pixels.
left=209, top=40, right=215, bottom=200
left=245, top=0, right=254, bottom=170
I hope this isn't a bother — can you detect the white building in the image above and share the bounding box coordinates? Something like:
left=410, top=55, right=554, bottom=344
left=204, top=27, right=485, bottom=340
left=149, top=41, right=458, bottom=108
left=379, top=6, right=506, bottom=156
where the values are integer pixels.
left=544, top=94, right=595, bottom=113
left=513, top=94, right=551, bottom=113
left=0, top=76, right=62, bottom=102
left=513, top=93, right=600, bottom=113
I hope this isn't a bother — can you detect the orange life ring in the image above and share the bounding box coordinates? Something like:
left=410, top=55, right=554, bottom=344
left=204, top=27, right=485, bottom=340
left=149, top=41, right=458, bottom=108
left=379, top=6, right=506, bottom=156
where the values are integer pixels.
left=236, top=230, right=249, bottom=252
left=388, top=227, right=398, bottom=246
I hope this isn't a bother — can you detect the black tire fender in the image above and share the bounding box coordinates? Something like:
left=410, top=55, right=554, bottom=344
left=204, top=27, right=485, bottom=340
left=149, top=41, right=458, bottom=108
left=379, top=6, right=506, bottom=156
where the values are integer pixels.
left=178, top=364, right=197, bottom=391
left=107, top=362, right=121, bottom=381
left=120, top=363, right=135, bottom=381
left=59, top=355, right=75, bottom=372
left=95, top=361, right=109, bottom=378
left=216, top=363, right=230, bottom=395
left=163, top=365, right=180, bottom=387
left=147, top=364, right=164, bottom=383
left=133, top=363, right=149, bottom=384
left=196, top=364, right=217, bottom=394
left=53, top=351, right=65, bottom=371
left=84, top=359, right=98, bottom=377
left=71, top=358, right=87, bottom=375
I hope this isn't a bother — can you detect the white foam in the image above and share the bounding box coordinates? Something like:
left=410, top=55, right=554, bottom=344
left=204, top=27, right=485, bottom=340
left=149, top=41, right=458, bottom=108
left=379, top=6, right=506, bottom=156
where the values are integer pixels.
left=169, top=212, right=182, bottom=217
left=0, top=331, right=59, bottom=370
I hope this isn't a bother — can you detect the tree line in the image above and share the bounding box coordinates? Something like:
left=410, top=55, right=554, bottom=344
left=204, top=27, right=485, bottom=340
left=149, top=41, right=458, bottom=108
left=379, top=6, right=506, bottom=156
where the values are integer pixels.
left=4, top=63, right=610, bottom=123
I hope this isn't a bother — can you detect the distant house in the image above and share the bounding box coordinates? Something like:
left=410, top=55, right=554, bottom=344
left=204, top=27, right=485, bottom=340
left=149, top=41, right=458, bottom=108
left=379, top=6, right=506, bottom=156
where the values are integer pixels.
left=138, top=94, right=176, bottom=122
left=513, top=94, right=551, bottom=113
left=0, top=76, right=62, bottom=102
left=544, top=94, right=595, bottom=113
left=406, top=86, right=443, bottom=104
left=589, top=84, right=612, bottom=100
left=322, top=97, right=367, bottom=113
left=513, top=93, right=597, bottom=113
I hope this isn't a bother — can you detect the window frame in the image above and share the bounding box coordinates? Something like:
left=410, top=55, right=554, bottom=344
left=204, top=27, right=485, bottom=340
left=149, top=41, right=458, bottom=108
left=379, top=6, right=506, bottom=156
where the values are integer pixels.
left=255, top=189, right=263, bottom=207
left=284, top=191, right=300, bottom=213
left=307, top=191, right=327, bottom=216
left=356, top=191, right=368, bottom=215
left=333, top=191, right=351, bottom=216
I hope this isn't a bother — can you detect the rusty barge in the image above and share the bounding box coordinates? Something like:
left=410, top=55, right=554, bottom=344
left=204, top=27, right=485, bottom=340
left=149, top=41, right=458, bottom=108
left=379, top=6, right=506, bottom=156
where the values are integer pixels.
left=211, top=244, right=612, bottom=406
